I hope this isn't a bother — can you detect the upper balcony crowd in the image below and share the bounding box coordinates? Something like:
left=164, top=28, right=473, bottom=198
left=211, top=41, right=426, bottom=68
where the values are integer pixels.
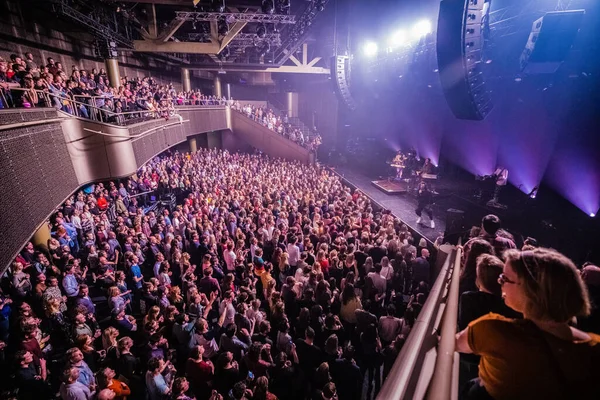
left=0, top=53, right=320, bottom=151
left=231, top=102, right=322, bottom=151
left=0, top=53, right=226, bottom=123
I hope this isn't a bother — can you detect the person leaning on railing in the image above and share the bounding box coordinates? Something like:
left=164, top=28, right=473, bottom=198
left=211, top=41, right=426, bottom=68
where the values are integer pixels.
left=455, top=248, right=600, bottom=400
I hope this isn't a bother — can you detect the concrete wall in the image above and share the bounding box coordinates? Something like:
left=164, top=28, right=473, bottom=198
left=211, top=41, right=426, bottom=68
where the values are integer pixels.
left=230, top=110, right=311, bottom=164
left=298, top=80, right=339, bottom=148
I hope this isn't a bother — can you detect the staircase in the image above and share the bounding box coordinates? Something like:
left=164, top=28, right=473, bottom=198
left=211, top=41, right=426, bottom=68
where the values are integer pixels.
left=266, top=100, right=316, bottom=142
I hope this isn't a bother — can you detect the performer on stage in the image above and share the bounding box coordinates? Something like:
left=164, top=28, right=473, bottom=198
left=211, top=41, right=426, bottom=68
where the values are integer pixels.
left=416, top=181, right=435, bottom=228
left=489, top=165, right=508, bottom=204
left=421, top=158, right=435, bottom=175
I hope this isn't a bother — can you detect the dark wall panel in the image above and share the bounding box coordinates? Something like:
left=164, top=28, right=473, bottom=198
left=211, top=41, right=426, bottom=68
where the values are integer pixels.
left=0, top=119, right=78, bottom=270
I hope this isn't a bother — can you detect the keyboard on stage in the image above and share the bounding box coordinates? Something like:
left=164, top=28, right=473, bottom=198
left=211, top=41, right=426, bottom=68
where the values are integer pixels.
left=421, top=173, right=438, bottom=180
left=390, top=164, right=405, bottom=168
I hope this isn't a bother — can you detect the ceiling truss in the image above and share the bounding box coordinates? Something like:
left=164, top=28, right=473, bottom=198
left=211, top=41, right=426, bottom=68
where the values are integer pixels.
left=175, top=11, right=296, bottom=24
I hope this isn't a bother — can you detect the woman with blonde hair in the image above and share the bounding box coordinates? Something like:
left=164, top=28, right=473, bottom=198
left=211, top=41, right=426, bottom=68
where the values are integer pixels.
left=168, top=286, right=185, bottom=313
left=143, top=305, right=163, bottom=326
left=44, top=297, right=70, bottom=350
left=102, top=326, right=120, bottom=368
left=456, top=248, right=600, bottom=399
left=108, top=286, right=130, bottom=313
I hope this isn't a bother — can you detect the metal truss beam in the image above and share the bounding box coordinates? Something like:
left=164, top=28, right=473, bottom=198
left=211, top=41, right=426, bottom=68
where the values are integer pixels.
left=133, top=40, right=220, bottom=53
left=488, top=0, right=548, bottom=38
left=115, top=0, right=262, bottom=7
left=187, top=33, right=281, bottom=47
left=175, top=11, right=296, bottom=24
left=189, top=65, right=330, bottom=74
left=51, top=0, right=133, bottom=47
left=555, top=0, right=572, bottom=11
left=274, top=0, right=330, bottom=64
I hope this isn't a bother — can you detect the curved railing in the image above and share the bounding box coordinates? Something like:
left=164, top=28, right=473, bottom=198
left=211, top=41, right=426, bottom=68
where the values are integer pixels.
left=377, top=244, right=461, bottom=400
left=1, top=88, right=228, bottom=126
left=0, top=105, right=228, bottom=274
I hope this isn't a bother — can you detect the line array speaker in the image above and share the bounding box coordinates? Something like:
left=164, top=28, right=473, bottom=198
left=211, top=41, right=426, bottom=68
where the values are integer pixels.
left=437, top=0, right=493, bottom=121
left=331, top=55, right=358, bottom=111
left=520, top=10, right=585, bottom=74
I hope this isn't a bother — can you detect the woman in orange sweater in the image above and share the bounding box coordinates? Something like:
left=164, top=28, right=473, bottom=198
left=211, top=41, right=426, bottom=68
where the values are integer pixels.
left=456, top=248, right=600, bottom=400
left=98, top=367, right=131, bottom=400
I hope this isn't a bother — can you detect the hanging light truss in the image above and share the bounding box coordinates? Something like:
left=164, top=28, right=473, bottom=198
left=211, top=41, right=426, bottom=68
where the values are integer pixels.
left=175, top=11, right=296, bottom=24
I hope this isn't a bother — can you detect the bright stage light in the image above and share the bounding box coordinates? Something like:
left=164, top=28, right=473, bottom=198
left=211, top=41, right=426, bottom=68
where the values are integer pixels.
left=363, top=41, right=379, bottom=57
left=388, top=30, right=408, bottom=48
left=412, top=19, right=432, bottom=38
left=591, top=213, right=596, bottom=218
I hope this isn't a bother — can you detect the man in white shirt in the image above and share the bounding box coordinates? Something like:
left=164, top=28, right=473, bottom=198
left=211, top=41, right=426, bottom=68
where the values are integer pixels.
left=367, top=264, right=387, bottom=296
left=223, top=242, right=237, bottom=273
left=287, top=236, right=300, bottom=268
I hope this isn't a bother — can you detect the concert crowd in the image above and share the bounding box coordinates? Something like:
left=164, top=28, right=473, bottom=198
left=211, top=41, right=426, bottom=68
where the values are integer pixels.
left=0, top=53, right=226, bottom=120
left=4, top=148, right=433, bottom=400
left=1, top=51, right=599, bottom=400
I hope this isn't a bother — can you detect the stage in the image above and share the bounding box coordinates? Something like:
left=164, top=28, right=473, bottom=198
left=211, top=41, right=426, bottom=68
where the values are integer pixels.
left=371, top=179, right=408, bottom=194
left=331, top=166, right=447, bottom=243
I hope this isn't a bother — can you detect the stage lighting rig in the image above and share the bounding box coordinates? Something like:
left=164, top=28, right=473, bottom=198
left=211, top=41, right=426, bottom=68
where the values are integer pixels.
left=363, top=42, right=378, bottom=57
left=388, top=30, right=408, bottom=49
left=412, top=19, right=432, bottom=38
left=218, top=18, right=229, bottom=35
left=262, top=0, right=275, bottom=14
left=277, top=0, right=291, bottom=15
left=259, top=42, right=271, bottom=57
left=212, top=0, right=226, bottom=13
left=257, top=24, right=267, bottom=38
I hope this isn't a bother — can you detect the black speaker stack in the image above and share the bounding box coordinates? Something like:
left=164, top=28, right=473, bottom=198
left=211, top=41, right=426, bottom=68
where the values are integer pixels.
left=437, top=0, right=493, bottom=121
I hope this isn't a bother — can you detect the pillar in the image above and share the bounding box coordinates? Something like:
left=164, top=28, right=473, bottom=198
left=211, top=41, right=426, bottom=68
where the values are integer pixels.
left=188, top=136, right=197, bottom=153
left=286, top=91, right=298, bottom=118
left=105, top=58, right=121, bottom=89
left=181, top=68, right=191, bottom=92
left=32, top=222, right=51, bottom=249
left=214, top=75, right=222, bottom=98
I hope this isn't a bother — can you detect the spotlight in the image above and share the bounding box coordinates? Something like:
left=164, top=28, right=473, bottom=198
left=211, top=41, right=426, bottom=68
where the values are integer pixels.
left=591, top=213, right=596, bottom=218
left=528, top=186, right=539, bottom=199
left=259, top=42, right=271, bottom=57
left=218, top=46, right=230, bottom=61
left=212, top=0, right=225, bottom=13
left=412, top=19, right=432, bottom=38
left=363, top=41, right=378, bottom=57
left=315, top=0, right=325, bottom=12
left=388, top=30, right=408, bottom=48
left=256, top=24, right=267, bottom=39
left=218, top=18, right=229, bottom=35
left=262, top=0, right=274, bottom=14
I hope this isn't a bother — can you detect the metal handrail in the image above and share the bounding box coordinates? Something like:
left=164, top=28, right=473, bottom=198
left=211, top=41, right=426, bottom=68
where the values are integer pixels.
left=2, top=88, right=227, bottom=121
left=231, top=107, right=317, bottom=150
left=4, top=88, right=177, bottom=125
left=426, top=245, right=462, bottom=400
left=377, top=247, right=459, bottom=400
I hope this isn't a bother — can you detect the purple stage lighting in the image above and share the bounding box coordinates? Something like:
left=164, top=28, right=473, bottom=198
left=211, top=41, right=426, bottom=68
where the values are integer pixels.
left=546, top=143, right=600, bottom=216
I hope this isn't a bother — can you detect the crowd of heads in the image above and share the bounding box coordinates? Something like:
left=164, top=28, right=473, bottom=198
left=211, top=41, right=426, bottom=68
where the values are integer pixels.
left=0, top=53, right=226, bottom=122
left=456, top=213, right=600, bottom=399
left=231, top=102, right=322, bottom=150
left=3, top=148, right=434, bottom=400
